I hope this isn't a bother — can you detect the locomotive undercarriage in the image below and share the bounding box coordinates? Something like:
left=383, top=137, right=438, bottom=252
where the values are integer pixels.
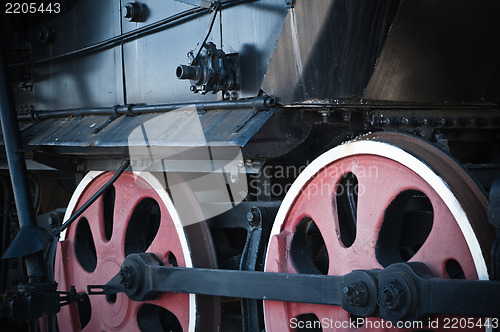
left=1, top=0, right=500, bottom=331
left=1, top=102, right=499, bottom=331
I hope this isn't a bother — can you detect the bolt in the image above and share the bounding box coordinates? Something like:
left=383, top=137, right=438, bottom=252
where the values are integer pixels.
left=247, top=207, right=262, bottom=227
left=378, top=282, right=402, bottom=311
left=230, top=90, right=239, bottom=100
left=416, top=118, right=428, bottom=126
left=381, top=289, right=393, bottom=303
left=342, top=283, right=368, bottom=307
left=321, top=111, right=329, bottom=123
left=342, top=111, right=351, bottom=122
left=37, top=26, right=55, bottom=44
left=375, top=117, right=391, bottom=126
left=48, top=214, right=58, bottom=226
left=435, top=118, right=446, bottom=126
left=187, top=51, right=195, bottom=65
left=119, top=270, right=127, bottom=284
left=396, top=117, right=409, bottom=125
left=343, top=286, right=353, bottom=296
left=124, top=2, right=145, bottom=22
left=119, top=267, right=133, bottom=289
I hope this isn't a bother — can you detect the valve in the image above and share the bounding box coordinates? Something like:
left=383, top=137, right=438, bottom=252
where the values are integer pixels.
left=176, top=42, right=239, bottom=95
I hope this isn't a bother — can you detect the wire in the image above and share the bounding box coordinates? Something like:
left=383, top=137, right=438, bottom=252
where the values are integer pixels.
left=191, top=1, right=221, bottom=64
left=44, top=159, right=130, bottom=281
left=9, top=0, right=250, bottom=68
left=53, top=159, right=130, bottom=238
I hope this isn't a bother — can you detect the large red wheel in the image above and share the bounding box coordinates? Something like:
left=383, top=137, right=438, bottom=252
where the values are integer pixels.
left=55, top=171, right=219, bottom=331
left=264, top=132, right=494, bottom=331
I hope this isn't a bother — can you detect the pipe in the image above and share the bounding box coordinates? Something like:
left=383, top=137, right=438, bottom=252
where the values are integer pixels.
left=176, top=65, right=201, bottom=80
left=0, top=41, right=46, bottom=281
left=0, top=176, right=11, bottom=291
left=17, top=96, right=277, bottom=121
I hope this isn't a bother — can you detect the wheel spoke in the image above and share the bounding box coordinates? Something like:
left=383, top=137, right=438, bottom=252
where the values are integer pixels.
left=109, top=181, right=139, bottom=249
left=80, top=200, right=107, bottom=254
left=286, top=172, right=346, bottom=274
left=265, top=133, right=492, bottom=331
left=353, top=160, right=409, bottom=243
left=147, top=215, right=186, bottom=265
left=409, top=202, right=478, bottom=279
left=56, top=172, right=218, bottom=332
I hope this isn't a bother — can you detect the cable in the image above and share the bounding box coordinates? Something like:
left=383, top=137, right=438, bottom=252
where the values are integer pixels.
left=44, top=159, right=130, bottom=282
left=191, top=1, right=220, bottom=64
left=9, top=0, right=251, bottom=68
left=54, top=159, right=130, bottom=238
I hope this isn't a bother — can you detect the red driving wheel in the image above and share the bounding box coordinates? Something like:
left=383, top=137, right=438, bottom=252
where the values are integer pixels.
left=55, top=171, right=219, bottom=331
left=264, top=132, right=494, bottom=331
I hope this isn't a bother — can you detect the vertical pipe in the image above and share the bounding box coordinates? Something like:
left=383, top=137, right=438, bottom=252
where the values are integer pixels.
left=0, top=41, right=45, bottom=282
left=0, top=176, right=10, bottom=291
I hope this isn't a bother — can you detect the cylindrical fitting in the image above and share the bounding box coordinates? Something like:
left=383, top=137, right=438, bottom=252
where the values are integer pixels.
left=264, top=96, right=277, bottom=108
left=176, top=65, right=200, bottom=81
left=124, top=2, right=144, bottom=22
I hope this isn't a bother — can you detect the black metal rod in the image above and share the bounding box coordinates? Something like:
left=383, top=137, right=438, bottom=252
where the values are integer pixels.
left=424, top=278, right=500, bottom=317
left=54, top=159, right=130, bottom=237
left=0, top=176, right=11, bottom=290
left=101, top=255, right=500, bottom=319
left=18, top=96, right=277, bottom=121
left=17, top=98, right=499, bottom=122
left=152, top=266, right=342, bottom=305
left=144, top=266, right=500, bottom=318
left=0, top=41, right=45, bottom=281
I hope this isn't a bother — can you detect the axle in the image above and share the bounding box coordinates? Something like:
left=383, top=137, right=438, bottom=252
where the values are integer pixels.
left=90, top=253, right=500, bottom=322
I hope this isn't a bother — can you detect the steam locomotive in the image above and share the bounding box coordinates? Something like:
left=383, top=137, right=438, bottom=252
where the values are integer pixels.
left=0, top=0, right=499, bottom=331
